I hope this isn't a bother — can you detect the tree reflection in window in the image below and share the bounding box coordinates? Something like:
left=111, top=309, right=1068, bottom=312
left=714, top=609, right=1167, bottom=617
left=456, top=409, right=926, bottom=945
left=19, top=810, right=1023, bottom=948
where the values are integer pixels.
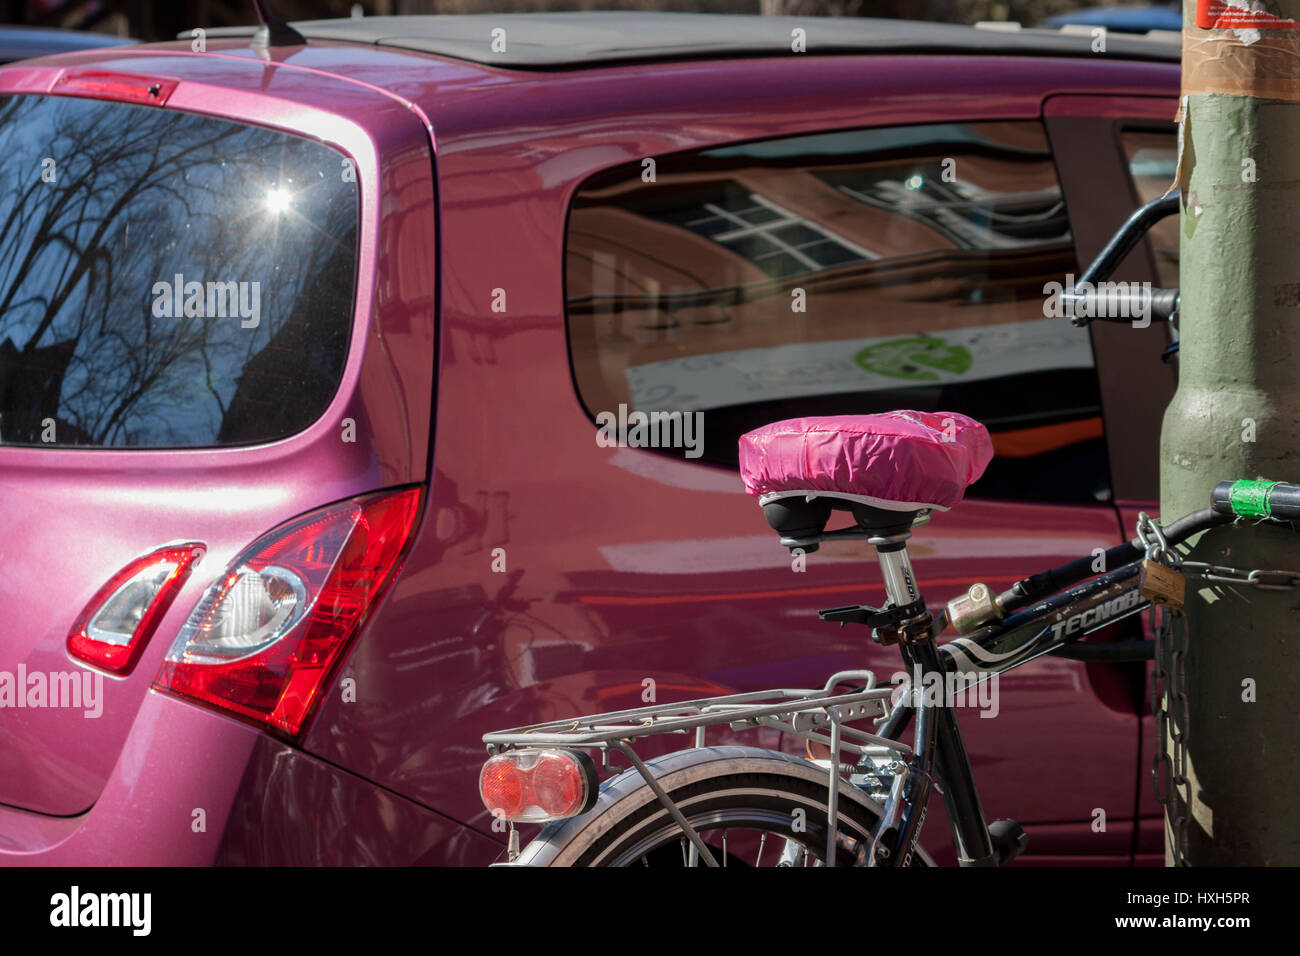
left=0, top=94, right=357, bottom=448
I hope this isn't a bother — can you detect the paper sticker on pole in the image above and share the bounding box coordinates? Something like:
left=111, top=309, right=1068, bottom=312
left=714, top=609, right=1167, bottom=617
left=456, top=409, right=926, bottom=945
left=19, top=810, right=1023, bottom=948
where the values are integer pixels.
left=1185, top=1, right=1300, bottom=101
left=1197, top=1, right=1300, bottom=30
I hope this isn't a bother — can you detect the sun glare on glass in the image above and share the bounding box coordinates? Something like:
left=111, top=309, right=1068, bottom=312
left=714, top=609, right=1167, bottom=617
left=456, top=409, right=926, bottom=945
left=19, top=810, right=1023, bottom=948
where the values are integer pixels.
left=265, top=187, right=292, bottom=215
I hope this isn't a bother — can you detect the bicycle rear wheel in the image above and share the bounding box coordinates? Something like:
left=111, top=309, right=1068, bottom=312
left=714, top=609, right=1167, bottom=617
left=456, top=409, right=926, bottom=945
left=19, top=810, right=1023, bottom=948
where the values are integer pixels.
left=513, top=745, right=930, bottom=867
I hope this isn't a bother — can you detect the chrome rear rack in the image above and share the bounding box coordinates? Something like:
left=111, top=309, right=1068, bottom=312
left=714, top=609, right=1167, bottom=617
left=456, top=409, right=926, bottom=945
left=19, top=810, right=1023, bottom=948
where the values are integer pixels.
left=483, top=670, right=910, bottom=760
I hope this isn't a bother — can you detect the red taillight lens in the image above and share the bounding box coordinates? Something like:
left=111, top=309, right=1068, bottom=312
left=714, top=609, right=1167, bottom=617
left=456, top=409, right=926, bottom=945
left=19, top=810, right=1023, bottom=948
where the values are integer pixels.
left=533, top=753, right=587, bottom=816
left=479, top=760, right=527, bottom=820
left=479, top=749, right=599, bottom=822
left=153, top=488, right=422, bottom=737
left=67, top=543, right=206, bottom=676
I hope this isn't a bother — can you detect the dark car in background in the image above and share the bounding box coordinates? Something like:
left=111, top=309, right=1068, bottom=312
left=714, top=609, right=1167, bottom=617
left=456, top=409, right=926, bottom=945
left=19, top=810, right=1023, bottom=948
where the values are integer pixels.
left=0, top=24, right=132, bottom=64
left=1042, top=4, right=1182, bottom=34
left=0, top=13, right=1181, bottom=866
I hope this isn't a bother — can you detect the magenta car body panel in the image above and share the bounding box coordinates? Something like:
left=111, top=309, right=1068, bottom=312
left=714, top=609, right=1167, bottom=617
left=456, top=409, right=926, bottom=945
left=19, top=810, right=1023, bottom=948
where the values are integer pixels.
left=0, top=17, right=1179, bottom=865
left=0, top=44, right=436, bottom=817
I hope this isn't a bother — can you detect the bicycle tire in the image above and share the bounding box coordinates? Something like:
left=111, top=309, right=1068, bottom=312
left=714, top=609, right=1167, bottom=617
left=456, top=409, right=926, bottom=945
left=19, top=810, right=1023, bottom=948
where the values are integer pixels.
left=512, top=745, right=932, bottom=867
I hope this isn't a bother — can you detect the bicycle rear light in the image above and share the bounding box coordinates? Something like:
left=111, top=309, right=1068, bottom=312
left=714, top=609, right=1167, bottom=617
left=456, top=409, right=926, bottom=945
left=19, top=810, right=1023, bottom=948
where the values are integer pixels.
left=68, top=543, right=206, bottom=676
left=153, top=488, right=422, bottom=737
left=480, top=749, right=599, bottom=823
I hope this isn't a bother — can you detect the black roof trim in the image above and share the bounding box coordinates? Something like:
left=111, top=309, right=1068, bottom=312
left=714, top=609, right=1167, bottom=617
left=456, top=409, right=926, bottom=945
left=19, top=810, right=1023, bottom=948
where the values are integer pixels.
left=197, top=12, right=1180, bottom=70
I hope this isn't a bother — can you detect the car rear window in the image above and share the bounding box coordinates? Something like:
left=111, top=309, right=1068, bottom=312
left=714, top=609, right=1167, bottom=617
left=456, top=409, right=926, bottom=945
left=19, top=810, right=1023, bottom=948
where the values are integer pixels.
left=566, top=121, right=1110, bottom=502
left=0, top=94, right=358, bottom=448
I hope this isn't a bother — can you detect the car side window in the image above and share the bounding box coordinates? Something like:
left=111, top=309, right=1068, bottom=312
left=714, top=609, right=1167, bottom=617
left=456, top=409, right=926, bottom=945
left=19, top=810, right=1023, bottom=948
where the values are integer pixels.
left=566, top=121, right=1110, bottom=502
left=1121, top=126, right=1179, bottom=288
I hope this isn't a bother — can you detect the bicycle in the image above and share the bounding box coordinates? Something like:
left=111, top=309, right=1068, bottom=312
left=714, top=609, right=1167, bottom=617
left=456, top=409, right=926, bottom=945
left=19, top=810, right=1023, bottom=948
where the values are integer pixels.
left=476, top=197, right=1300, bottom=867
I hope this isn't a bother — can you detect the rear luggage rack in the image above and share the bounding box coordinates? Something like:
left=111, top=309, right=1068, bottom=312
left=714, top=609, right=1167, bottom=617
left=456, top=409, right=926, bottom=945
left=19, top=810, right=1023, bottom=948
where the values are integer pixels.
left=483, top=670, right=909, bottom=764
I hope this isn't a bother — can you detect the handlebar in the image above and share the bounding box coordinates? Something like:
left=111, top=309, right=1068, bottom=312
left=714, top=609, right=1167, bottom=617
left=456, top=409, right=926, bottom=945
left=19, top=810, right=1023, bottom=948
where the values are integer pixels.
left=1212, top=479, right=1300, bottom=523
left=1061, top=285, right=1179, bottom=325
left=995, top=506, right=1228, bottom=615
left=1065, top=192, right=1181, bottom=328
left=997, top=479, right=1297, bottom=615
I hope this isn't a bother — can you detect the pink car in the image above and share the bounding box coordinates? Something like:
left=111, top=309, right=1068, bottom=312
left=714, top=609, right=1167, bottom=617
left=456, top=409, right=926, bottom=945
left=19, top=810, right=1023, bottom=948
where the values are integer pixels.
left=0, top=12, right=1180, bottom=865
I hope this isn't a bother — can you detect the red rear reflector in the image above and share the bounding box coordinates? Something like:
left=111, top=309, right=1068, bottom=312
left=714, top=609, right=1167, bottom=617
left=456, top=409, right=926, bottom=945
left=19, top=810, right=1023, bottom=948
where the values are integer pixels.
left=67, top=543, right=206, bottom=676
left=154, top=488, right=423, bottom=737
left=51, top=71, right=178, bottom=106
left=480, top=749, right=599, bottom=822
left=480, top=759, right=527, bottom=820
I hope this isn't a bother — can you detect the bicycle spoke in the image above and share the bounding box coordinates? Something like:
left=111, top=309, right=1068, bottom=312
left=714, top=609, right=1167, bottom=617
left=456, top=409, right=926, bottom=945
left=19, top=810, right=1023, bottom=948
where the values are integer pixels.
left=597, top=803, right=883, bottom=867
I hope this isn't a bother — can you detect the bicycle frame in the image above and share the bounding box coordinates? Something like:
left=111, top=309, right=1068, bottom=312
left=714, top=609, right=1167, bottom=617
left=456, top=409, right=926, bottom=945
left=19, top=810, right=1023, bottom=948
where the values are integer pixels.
left=482, top=523, right=1176, bottom=868
left=479, top=177, right=1299, bottom=868
left=825, top=530, right=1155, bottom=866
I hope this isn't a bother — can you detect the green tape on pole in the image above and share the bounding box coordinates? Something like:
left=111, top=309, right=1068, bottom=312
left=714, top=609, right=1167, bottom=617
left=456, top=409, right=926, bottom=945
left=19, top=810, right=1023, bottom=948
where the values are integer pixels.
left=1228, top=479, right=1280, bottom=518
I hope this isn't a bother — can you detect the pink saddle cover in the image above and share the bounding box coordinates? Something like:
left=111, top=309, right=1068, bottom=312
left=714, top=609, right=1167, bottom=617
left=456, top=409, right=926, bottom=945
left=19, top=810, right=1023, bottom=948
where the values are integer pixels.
left=738, top=411, right=993, bottom=511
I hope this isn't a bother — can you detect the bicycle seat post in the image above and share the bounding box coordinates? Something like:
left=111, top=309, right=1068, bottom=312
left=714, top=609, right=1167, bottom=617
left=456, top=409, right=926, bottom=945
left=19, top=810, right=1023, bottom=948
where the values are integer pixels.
left=814, top=508, right=935, bottom=639
left=870, top=530, right=922, bottom=611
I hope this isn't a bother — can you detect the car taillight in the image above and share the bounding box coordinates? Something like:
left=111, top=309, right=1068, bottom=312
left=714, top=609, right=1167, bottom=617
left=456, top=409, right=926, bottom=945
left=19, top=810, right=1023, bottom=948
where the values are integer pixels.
left=67, top=543, right=206, bottom=676
left=479, top=750, right=600, bottom=823
left=153, top=488, right=423, bottom=737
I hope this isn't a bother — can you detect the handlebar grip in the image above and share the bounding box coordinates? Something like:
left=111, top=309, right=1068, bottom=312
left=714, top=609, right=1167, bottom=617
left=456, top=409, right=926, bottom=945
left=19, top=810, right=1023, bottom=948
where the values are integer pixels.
left=1212, top=480, right=1300, bottom=522
left=1062, top=286, right=1179, bottom=324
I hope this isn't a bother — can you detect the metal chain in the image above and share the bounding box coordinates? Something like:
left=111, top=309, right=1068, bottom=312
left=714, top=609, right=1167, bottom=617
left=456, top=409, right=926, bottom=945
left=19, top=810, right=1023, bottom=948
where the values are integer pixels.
left=1150, top=598, right=1190, bottom=866
left=1136, top=511, right=1300, bottom=589
left=1139, top=514, right=1189, bottom=865
left=1179, top=561, right=1300, bottom=590
left=1138, top=512, right=1300, bottom=867
left=1136, top=513, right=1177, bottom=567
left=1140, top=512, right=1300, bottom=866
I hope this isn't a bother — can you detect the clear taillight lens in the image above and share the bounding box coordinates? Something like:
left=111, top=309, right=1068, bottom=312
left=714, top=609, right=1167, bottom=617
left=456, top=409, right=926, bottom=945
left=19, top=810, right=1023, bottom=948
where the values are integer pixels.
left=479, top=749, right=599, bottom=823
left=153, top=488, right=422, bottom=737
left=174, top=565, right=307, bottom=662
left=67, top=543, right=206, bottom=676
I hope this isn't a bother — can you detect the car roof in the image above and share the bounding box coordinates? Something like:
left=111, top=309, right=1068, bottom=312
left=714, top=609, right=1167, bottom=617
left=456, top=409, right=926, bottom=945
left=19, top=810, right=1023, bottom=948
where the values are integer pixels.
left=201, top=11, right=1180, bottom=70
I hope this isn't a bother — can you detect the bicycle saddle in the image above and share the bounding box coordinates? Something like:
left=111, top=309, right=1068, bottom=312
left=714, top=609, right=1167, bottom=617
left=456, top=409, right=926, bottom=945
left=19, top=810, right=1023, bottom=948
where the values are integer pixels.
left=738, top=411, right=992, bottom=547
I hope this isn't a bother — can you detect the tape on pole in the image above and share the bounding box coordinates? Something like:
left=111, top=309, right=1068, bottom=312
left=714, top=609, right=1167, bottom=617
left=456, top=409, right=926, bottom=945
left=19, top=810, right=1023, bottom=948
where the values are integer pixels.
left=1228, top=478, right=1280, bottom=518
left=1186, top=1, right=1300, bottom=101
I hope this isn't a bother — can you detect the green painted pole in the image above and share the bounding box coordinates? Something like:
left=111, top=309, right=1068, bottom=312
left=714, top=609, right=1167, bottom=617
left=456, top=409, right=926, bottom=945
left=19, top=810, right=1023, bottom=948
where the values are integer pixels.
left=1158, top=2, right=1300, bottom=865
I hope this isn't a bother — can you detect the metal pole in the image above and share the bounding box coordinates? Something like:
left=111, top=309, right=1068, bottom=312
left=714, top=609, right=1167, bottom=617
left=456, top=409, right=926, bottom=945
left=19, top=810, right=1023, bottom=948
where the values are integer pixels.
left=1160, top=0, right=1300, bottom=864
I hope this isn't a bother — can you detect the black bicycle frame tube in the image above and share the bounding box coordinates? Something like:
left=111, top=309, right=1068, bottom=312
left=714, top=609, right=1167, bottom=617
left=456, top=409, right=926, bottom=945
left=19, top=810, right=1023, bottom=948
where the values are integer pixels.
left=876, top=691, right=913, bottom=741
left=996, top=507, right=1229, bottom=614
left=868, top=524, right=1192, bottom=867
left=875, top=556, right=1164, bottom=866
left=942, top=561, right=1148, bottom=678
left=903, top=637, right=996, bottom=867
left=881, top=661, right=933, bottom=867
